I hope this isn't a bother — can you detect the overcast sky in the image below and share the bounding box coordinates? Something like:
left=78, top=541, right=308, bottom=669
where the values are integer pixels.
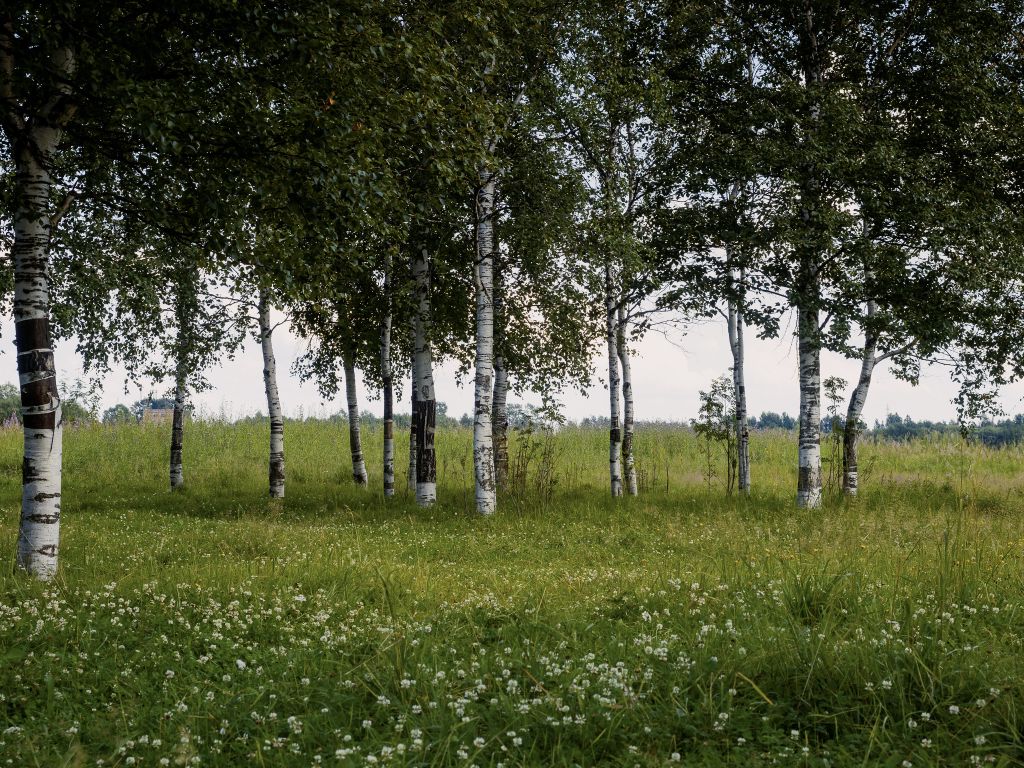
left=19, top=309, right=1024, bottom=425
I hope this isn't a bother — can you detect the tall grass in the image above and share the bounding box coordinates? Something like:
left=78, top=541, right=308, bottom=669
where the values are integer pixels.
left=0, top=420, right=1022, bottom=766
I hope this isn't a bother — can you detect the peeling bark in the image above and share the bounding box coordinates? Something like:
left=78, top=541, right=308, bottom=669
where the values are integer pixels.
left=616, top=305, right=637, bottom=496
left=605, top=262, right=623, bottom=497
left=473, top=163, right=497, bottom=515
left=7, top=37, right=74, bottom=580
left=343, top=354, right=368, bottom=486
left=412, top=246, right=436, bottom=506
left=258, top=291, right=285, bottom=498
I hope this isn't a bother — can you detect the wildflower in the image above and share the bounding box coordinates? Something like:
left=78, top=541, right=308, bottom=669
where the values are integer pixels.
left=474, top=737, right=486, bottom=748
left=235, top=659, right=247, bottom=671
left=949, top=705, right=960, bottom=715
left=974, top=735, right=987, bottom=745
left=670, top=753, right=681, bottom=762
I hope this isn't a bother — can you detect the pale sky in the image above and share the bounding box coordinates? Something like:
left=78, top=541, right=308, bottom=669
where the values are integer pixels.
left=18, top=310, right=1024, bottom=425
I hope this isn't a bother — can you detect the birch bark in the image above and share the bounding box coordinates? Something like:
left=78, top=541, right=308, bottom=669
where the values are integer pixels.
left=473, top=163, right=497, bottom=515
left=605, top=262, right=623, bottom=497
left=616, top=305, right=637, bottom=496
left=843, top=300, right=878, bottom=496
left=343, top=354, right=368, bottom=485
left=381, top=257, right=395, bottom=498
left=412, top=246, right=437, bottom=506
left=169, top=369, right=186, bottom=490
left=6, top=39, right=74, bottom=579
left=258, top=291, right=285, bottom=498
left=492, top=230, right=509, bottom=490
left=727, top=266, right=751, bottom=494
left=796, top=268, right=823, bottom=509
left=408, top=362, right=417, bottom=494
left=796, top=6, right=823, bottom=509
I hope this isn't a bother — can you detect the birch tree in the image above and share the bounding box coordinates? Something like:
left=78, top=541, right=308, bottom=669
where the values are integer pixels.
left=258, top=290, right=285, bottom=498
left=538, top=0, right=672, bottom=497
left=1, top=21, right=73, bottom=578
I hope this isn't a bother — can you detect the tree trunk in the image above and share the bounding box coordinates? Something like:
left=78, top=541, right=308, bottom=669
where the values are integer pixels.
left=616, top=305, right=637, bottom=496
left=492, top=229, right=509, bottom=490
left=843, top=301, right=878, bottom=496
left=473, top=164, right=497, bottom=515
left=796, top=273, right=822, bottom=509
left=258, top=291, right=285, bottom=498
left=412, top=246, right=437, bottom=506
left=796, top=5, right=824, bottom=510
left=381, top=254, right=395, bottom=498
left=12, top=150, right=63, bottom=579
left=343, top=354, right=368, bottom=485
left=169, top=370, right=186, bottom=490
left=408, top=361, right=417, bottom=495
left=605, top=262, right=623, bottom=497
left=727, top=267, right=751, bottom=495
left=8, top=43, right=75, bottom=580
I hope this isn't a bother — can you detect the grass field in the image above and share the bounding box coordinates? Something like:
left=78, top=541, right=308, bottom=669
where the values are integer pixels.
left=2, top=420, right=1024, bottom=766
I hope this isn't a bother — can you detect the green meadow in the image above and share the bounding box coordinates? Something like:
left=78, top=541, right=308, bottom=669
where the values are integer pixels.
left=2, top=420, right=1024, bottom=766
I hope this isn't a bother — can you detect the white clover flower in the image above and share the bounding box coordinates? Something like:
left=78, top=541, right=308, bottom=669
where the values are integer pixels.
left=235, top=659, right=247, bottom=671
left=473, top=737, right=486, bottom=748
left=949, top=705, right=960, bottom=715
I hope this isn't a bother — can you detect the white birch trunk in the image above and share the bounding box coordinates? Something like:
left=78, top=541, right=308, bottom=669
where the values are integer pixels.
left=493, top=361, right=508, bottom=490
left=492, top=226, right=509, bottom=490
left=381, top=262, right=395, bottom=498
left=796, top=287, right=822, bottom=509
left=408, top=362, right=417, bottom=495
left=727, top=267, right=751, bottom=495
left=12, top=151, right=63, bottom=578
left=843, top=300, right=878, bottom=497
left=258, top=291, right=285, bottom=498
left=412, top=246, right=436, bottom=506
left=605, top=262, right=623, bottom=497
left=169, top=372, right=186, bottom=490
left=343, top=354, right=368, bottom=486
left=8, top=44, right=74, bottom=580
left=616, top=305, right=637, bottom=496
left=473, top=164, right=497, bottom=515
left=796, top=10, right=824, bottom=509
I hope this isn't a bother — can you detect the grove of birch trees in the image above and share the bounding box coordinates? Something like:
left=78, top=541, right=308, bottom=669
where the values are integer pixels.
left=4, top=0, right=1024, bottom=579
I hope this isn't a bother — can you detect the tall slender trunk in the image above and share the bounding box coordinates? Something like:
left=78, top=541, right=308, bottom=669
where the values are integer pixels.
left=8, top=42, right=74, bottom=580
left=169, top=270, right=194, bottom=492
left=492, top=225, right=509, bottom=491
left=616, top=305, right=637, bottom=496
left=605, top=262, right=623, bottom=497
left=843, top=300, right=877, bottom=496
left=796, top=15, right=824, bottom=510
left=343, top=354, right=368, bottom=485
left=258, top=291, right=285, bottom=498
left=412, top=246, right=436, bottom=506
left=796, top=267, right=822, bottom=509
left=727, top=266, right=751, bottom=495
left=12, top=151, right=64, bottom=577
left=381, top=257, right=395, bottom=498
left=169, top=368, right=186, bottom=490
left=408, top=361, right=417, bottom=494
left=473, top=163, right=497, bottom=515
